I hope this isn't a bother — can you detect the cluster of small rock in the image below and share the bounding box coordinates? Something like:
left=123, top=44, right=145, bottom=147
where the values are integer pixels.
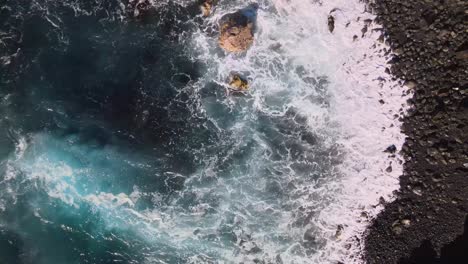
left=199, top=0, right=255, bottom=93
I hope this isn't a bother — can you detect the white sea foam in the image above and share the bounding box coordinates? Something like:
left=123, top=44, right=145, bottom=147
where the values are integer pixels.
left=0, top=1, right=409, bottom=263
left=188, top=0, right=409, bottom=263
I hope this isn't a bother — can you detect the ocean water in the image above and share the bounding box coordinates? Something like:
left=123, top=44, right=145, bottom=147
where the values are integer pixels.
left=0, top=0, right=408, bottom=263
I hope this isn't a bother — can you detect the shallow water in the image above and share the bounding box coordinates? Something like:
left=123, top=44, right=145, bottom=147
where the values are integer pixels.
left=0, top=0, right=407, bottom=263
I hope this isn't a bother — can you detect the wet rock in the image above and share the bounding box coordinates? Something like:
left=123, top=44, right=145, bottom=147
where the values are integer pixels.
left=328, top=15, right=335, bottom=33
left=402, top=219, right=411, bottom=227
left=303, top=228, right=315, bottom=242
left=199, top=0, right=217, bottom=17
left=301, top=131, right=316, bottom=145
left=386, top=165, right=393, bottom=173
left=239, top=239, right=262, bottom=254
left=361, top=211, right=369, bottom=218
left=228, top=74, right=249, bottom=91
left=219, top=6, right=257, bottom=53
left=335, top=224, right=344, bottom=239
left=384, top=144, right=397, bottom=154
left=405, top=81, right=417, bottom=89
left=361, top=24, right=368, bottom=37
left=392, top=225, right=403, bottom=235
left=379, top=196, right=386, bottom=205
left=127, top=0, right=152, bottom=18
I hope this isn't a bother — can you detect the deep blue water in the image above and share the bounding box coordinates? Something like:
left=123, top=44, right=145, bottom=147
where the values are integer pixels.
left=0, top=1, right=338, bottom=263
left=0, top=1, right=213, bottom=263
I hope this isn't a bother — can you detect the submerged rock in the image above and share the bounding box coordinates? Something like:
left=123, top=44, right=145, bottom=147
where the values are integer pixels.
left=127, top=0, right=152, bottom=18
left=219, top=6, right=257, bottom=52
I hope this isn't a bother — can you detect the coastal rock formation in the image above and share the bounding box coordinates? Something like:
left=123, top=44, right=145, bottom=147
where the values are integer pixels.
left=219, top=9, right=256, bottom=52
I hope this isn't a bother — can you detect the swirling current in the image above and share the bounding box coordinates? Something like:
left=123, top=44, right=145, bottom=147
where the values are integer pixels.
left=0, top=0, right=408, bottom=263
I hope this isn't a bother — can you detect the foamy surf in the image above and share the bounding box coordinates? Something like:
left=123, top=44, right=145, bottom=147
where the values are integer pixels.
left=0, top=0, right=409, bottom=263
left=190, top=0, right=409, bottom=263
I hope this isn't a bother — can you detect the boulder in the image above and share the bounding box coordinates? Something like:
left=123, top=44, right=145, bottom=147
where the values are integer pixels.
left=229, top=74, right=249, bottom=91
left=218, top=9, right=256, bottom=52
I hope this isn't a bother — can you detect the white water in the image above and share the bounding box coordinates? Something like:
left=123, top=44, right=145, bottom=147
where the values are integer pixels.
left=189, top=0, right=409, bottom=263
left=0, top=0, right=409, bottom=263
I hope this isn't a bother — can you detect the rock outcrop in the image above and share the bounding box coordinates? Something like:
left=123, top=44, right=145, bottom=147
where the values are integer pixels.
left=228, top=74, right=249, bottom=91
left=218, top=9, right=256, bottom=53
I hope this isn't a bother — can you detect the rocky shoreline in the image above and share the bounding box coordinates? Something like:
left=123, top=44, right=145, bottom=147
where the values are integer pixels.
left=365, top=0, right=468, bottom=263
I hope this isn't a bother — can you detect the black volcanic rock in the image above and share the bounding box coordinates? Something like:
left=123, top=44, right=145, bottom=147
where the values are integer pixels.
left=328, top=15, right=335, bottom=33
left=384, top=144, right=397, bottom=154
left=364, top=0, right=468, bottom=263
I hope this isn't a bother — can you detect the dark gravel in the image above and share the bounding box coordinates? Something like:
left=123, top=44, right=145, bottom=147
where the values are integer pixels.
left=364, top=0, right=468, bottom=263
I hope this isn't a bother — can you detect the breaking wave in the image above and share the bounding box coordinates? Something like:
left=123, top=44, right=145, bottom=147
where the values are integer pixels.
left=0, top=0, right=408, bottom=263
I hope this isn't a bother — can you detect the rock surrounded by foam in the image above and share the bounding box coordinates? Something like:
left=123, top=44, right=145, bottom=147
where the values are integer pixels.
left=228, top=74, right=249, bottom=91
left=200, top=0, right=216, bottom=17
left=218, top=10, right=255, bottom=53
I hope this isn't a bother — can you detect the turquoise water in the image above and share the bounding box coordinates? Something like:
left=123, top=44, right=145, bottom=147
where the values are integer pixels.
left=0, top=0, right=346, bottom=263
